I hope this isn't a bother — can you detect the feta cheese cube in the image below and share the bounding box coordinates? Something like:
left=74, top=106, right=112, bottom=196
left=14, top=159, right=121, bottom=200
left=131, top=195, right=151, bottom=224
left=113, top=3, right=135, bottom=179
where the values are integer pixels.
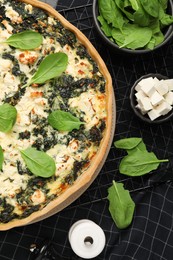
left=164, top=79, right=173, bottom=91
left=153, top=77, right=160, bottom=84
left=135, top=90, right=147, bottom=100
left=164, top=91, right=173, bottom=105
left=154, top=80, right=168, bottom=95
left=147, top=109, right=161, bottom=121
left=155, top=101, right=172, bottom=116
left=138, top=97, right=153, bottom=112
left=150, top=91, right=164, bottom=106
left=136, top=104, right=147, bottom=115
left=135, top=83, right=142, bottom=92
left=140, top=77, right=156, bottom=97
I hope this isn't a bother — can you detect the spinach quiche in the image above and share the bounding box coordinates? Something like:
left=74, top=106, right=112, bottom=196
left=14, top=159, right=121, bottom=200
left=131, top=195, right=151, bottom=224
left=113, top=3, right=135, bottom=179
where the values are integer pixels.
left=0, top=0, right=115, bottom=230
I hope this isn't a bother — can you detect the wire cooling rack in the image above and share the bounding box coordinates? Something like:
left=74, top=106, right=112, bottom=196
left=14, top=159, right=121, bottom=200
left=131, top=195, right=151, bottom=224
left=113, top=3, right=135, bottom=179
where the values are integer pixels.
left=51, top=0, right=173, bottom=209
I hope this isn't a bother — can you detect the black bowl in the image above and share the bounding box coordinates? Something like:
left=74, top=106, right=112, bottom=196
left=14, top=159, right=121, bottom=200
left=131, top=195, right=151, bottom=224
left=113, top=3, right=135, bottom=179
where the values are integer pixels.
left=92, top=0, right=173, bottom=54
left=130, top=73, right=173, bottom=124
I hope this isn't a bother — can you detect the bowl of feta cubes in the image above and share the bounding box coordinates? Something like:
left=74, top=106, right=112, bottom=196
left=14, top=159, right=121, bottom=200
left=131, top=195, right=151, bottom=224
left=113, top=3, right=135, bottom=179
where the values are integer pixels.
left=130, top=73, right=173, bottom=124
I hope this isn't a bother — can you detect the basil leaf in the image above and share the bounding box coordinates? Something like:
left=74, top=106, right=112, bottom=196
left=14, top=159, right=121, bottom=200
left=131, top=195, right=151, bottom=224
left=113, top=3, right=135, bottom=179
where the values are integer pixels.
left=5, top=30, right=43, bottom=50
left=0, top=146, right=4, bottom=170
left=108, top=181, right=135, bottom=229
left=48, top=110, right=84, bottom=132
left=20, top=147, right=56, bottom=178
left=29, top=52, right=68, bottom=85
left=0, top=103, right=17, bottom=132
left=119, top=150, right=169, bottom=176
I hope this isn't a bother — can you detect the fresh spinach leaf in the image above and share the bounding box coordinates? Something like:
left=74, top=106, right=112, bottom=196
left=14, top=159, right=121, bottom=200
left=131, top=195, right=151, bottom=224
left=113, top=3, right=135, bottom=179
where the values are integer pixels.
left=115, top=0, right=134, bottom=20
left=115, top=138, right=146, bottom=155
left=5, top=30, right=43, bottom=50
left=114, top=137, right=169, bottom=176
left=159, top=4, right=173, bottom=26
left=111, top=28, right=125, bottom=45
left=20, top=147, right=56, bottom=178
left=159, top=0, right=168, bottom=10
left=119, top=150, right=169, bottom=176
left=152, top=31, right=164, bottom=46
left=97, top=15, right=112, bottom=37
left=28, top=52, right=68, bottom=85
left=140, top=0, right=159, bottom=18
left=48, top=110, right=84, bottom=132
left=0, top=103, right=17, bottom=132
left=128, top=140, right=146, bottom=153
left=129, top=0, right=139, bottom=11
left=145, top=37, right=156, bottom=49
left=98, top=0, right=125, bottom=30
left=0, top=146, right=4, bottom=170
left=114, top=137, right=142, bottom=150
left=120, top=24, right=152, bottom=49
left=108, top=181, right=135, bottom=229
left=145, top=19, right=161, bottom=49
left=134, top=3, right=151, bottom=26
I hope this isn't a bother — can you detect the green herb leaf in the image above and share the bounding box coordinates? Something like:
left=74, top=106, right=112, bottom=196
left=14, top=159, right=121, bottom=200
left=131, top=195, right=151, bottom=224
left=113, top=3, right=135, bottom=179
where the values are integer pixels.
left=120, top=25, right=152, bottom=49
left=0, top=103, right=17, bottom=132
left=119, top=150, right=169, bottom=176
left=48, top=110, right=84, bottom=132
left=97, top=15, right=112, bottom=37
left=114, top=137, right=146, bottom=155
left=140, top=0, right=159, bottom=18
left=134, top=4, right=151, bottom=27
left=108, top=181, right=135, bottom=229
left=0, top=146, right=4, bottom=170
left=159, top=0, right=168, bottom=10
left=114, top=137, right=169, bottom=176
left=114, top=137, right=142, bottom=150
left=29, top=52, right=68, bottom=85
left=111, top=27, right=125, bottom=45
left=98, top=0, right=125, bottom=30
left=114, top=0, right=134, bottom=20
left=159, top=4, right=173, bottom=26
left=5, top=30, right=43, bottom=50
left=20, top=147, right=56, bottom=178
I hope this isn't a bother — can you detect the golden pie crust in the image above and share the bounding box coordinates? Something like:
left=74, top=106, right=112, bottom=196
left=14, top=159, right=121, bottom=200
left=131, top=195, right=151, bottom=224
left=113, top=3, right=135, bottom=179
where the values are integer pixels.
left=0, top=0, right=115, bottom=230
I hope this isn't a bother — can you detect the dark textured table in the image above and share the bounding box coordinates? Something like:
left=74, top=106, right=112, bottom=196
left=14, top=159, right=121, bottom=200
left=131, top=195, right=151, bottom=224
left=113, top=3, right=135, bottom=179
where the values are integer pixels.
left=1, top=1, right=173, bottom=259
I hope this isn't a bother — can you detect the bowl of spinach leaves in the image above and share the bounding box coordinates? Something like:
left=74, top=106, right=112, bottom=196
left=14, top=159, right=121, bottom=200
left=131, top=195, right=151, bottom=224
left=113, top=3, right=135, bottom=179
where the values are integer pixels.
left=92, top=0, right=173, bottom=54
